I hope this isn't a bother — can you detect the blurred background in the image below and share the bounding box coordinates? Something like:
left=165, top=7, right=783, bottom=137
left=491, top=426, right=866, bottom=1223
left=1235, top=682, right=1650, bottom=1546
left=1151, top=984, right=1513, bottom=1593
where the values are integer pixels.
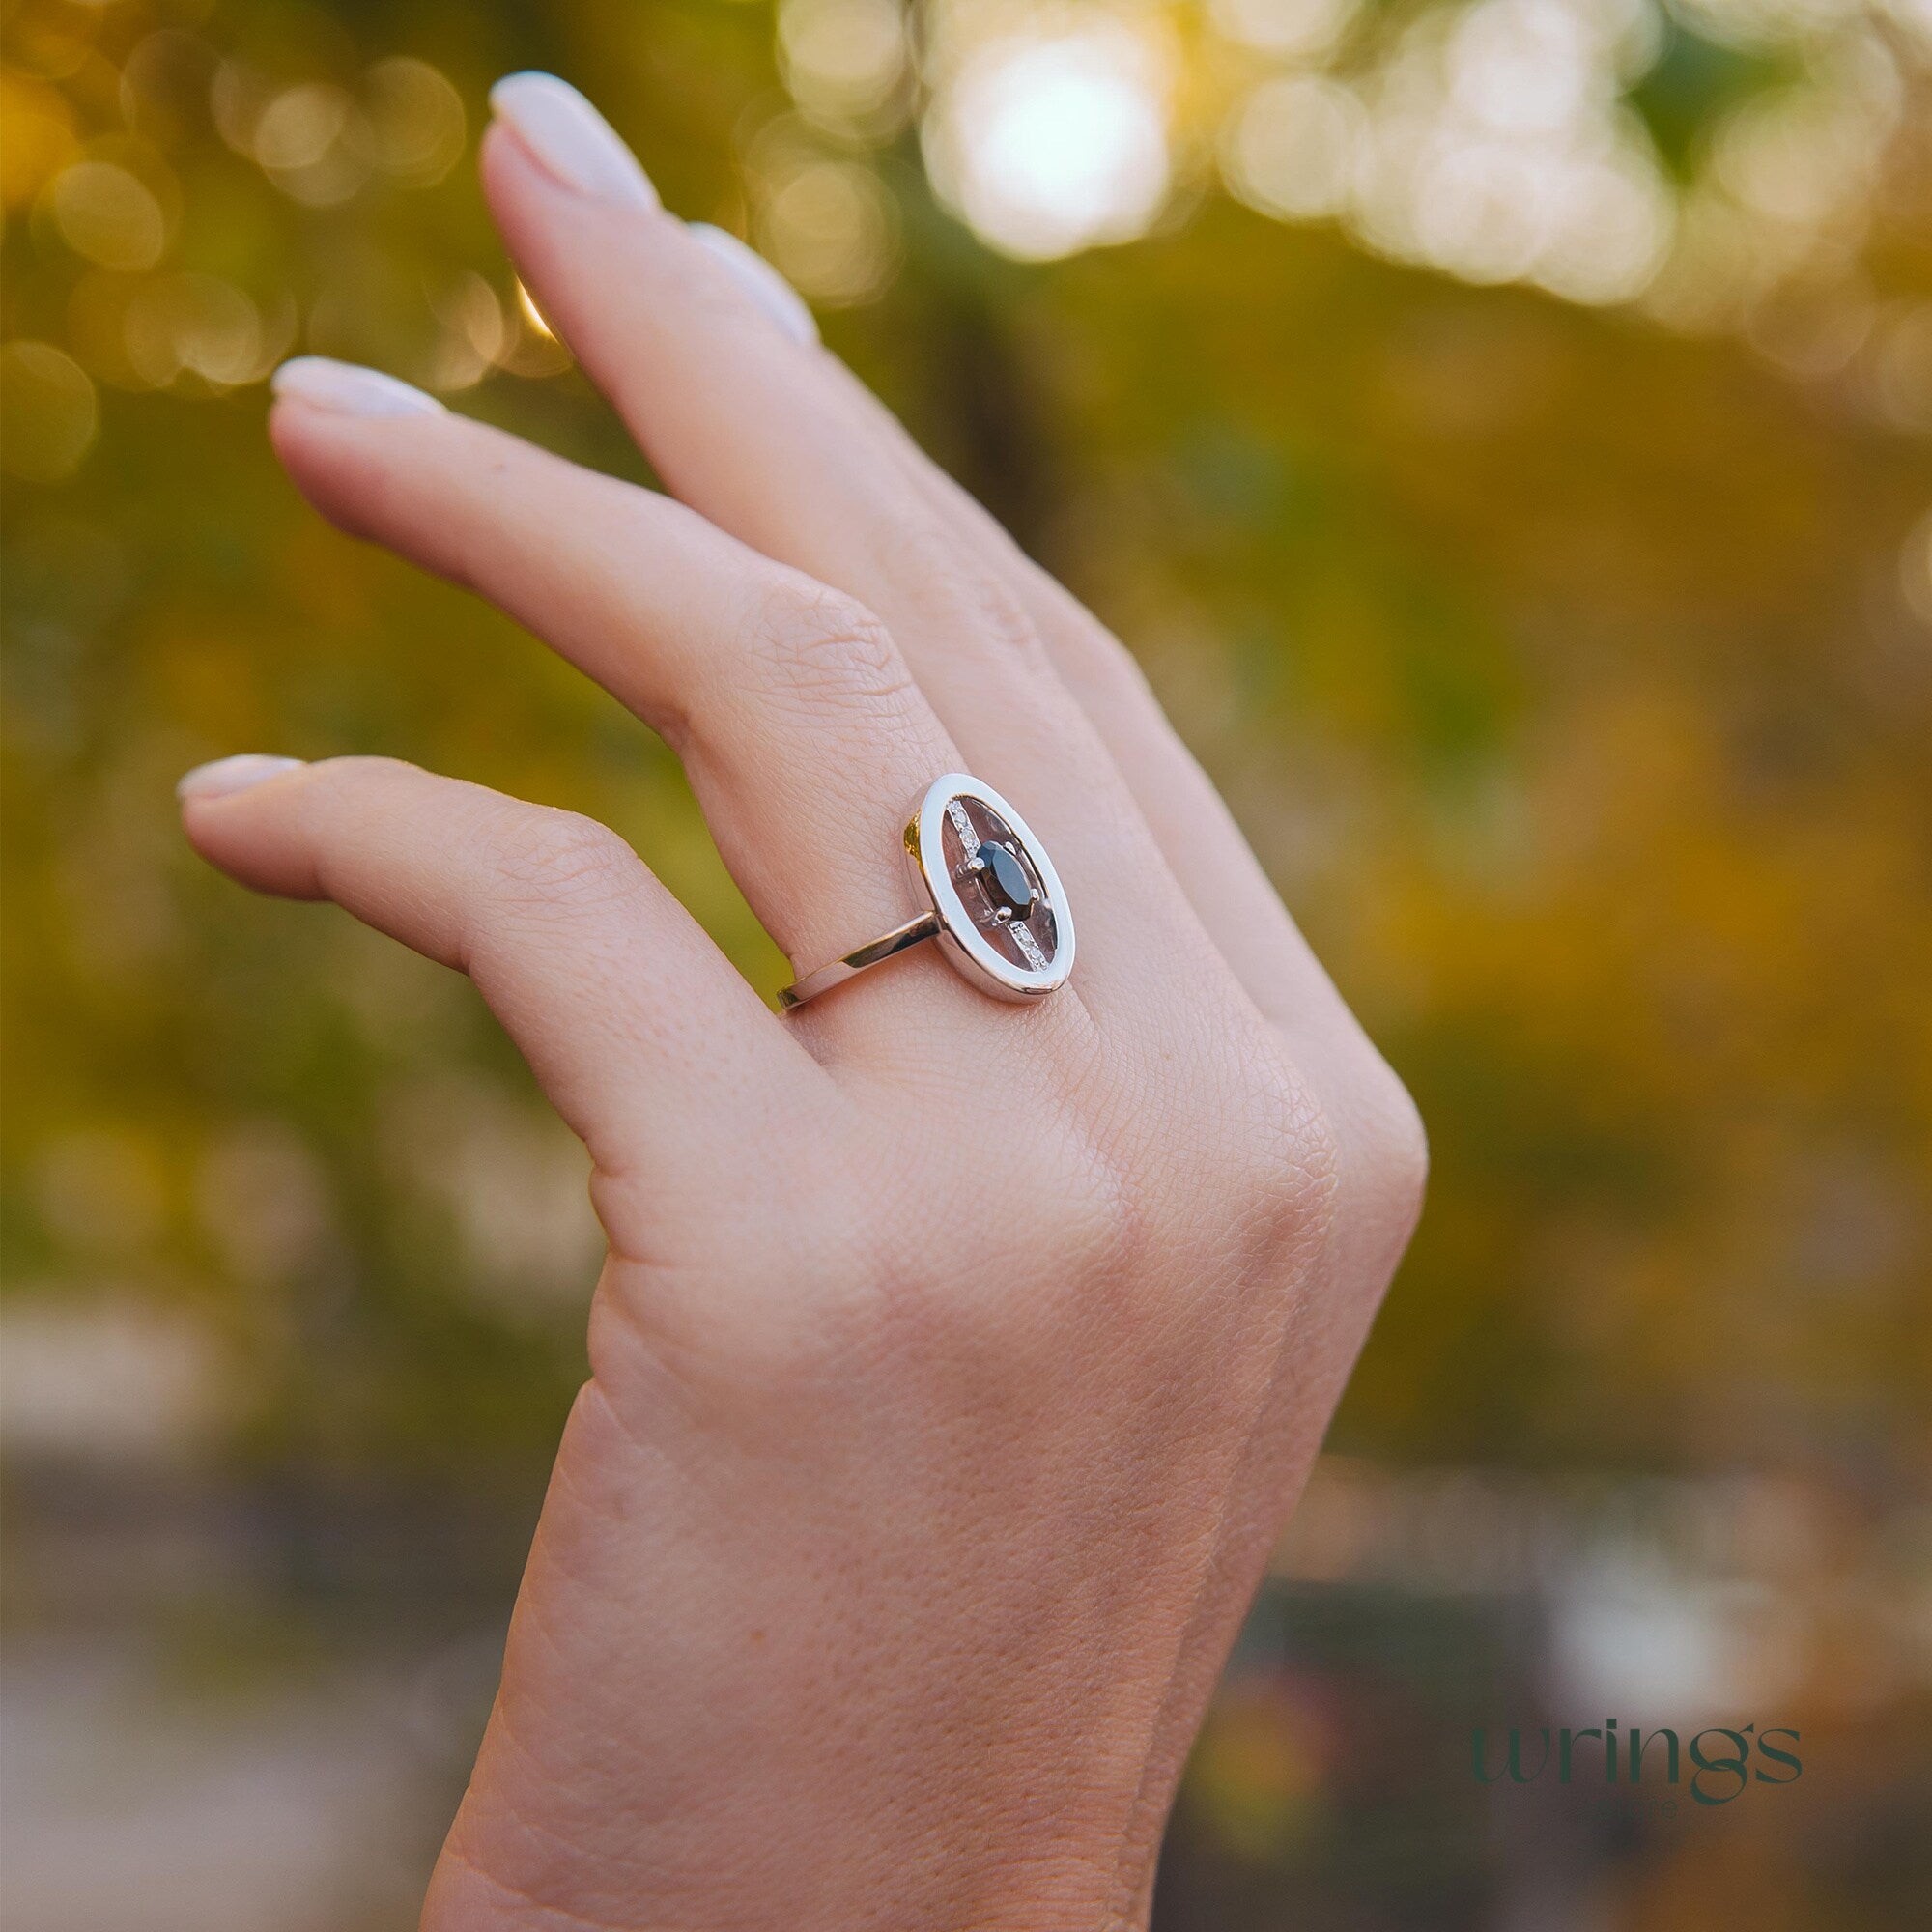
left=4, top=0, right=1930, bottom=1926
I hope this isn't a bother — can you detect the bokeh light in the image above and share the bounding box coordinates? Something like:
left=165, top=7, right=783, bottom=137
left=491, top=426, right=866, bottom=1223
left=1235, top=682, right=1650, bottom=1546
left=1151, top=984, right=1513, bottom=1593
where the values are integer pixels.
left=1221, top=74, right=1366, bottom=223
left=1209, top=0, right=1362, bottom=62
left=748, top=117, right=900, bottom=303
left=923, top=17, right=1173, bottom=261
left=120, top=272, right=290, bottom=390
left=356, top=58, right=467, bottom=188
left=251, top=82, right=369, bottom=205
left=1340, top=0, right=1675, bottom=304
left=0, top=340, right=99, bottom=479
left=48, top=160, right=168, bottom=271
left=424, top=272, right=506, bottom=392
left=2, top=72, right=79, bottom=201
left=778, top=0, right=909, bottom=129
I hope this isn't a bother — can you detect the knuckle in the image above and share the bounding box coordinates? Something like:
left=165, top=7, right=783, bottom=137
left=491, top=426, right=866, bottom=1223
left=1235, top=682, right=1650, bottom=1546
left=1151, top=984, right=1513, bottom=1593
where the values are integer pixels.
left=740, top=575, right=912, bottom=715
left=482, top=808, right=641, bottom=914
left=1236, top=1086, right=1343, bottom=1274
left=1192, top=1030, right=1345, bottom=1281
left=1234, top=1031, right=1427, bottom=1266
left=1350, top=1055, right=1431, bottom=1232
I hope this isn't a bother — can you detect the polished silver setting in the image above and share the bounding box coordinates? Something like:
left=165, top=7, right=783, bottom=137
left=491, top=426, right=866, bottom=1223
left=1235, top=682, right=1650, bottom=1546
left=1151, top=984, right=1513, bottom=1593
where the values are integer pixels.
left=779, top=773, right=1074, bottom=1009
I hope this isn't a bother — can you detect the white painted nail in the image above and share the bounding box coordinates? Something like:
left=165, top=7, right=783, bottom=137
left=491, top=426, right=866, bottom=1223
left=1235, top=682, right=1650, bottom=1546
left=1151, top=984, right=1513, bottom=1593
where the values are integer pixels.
left=688, top=224, right=819, bottom=347
left=177, top=754, right=307, bottom=801
left=270, top=358, right=445, bottom=419
left=489, top=72, right=659, bottom=212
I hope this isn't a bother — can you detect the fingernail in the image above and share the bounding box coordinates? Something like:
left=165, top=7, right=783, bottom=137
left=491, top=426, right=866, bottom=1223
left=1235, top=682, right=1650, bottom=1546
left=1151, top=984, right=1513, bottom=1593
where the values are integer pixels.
left=688, top=224, right=819, bottom=347
left=177, top=754, right=306, bottom=801
left=489, top=72, right=659, bottom=212
left=270, top=358, right=445, bottom=419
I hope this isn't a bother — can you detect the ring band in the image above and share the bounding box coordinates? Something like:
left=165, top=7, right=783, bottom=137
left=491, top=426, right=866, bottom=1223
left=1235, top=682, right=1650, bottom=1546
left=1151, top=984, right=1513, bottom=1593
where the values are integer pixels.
left=778, top=908, right=942, bottom=1009
left=780, top=774, right=1075, bottom=1009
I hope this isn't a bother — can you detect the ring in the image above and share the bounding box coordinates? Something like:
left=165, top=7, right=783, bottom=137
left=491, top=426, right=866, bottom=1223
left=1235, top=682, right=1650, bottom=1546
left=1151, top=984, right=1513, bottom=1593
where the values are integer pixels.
left=780, top=774, right=1075, bottom=1009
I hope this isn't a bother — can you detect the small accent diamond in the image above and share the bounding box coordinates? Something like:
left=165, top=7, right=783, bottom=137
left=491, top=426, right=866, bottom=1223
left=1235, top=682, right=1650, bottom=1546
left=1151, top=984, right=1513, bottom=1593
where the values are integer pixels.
left=946, top=799, right=980, bottom=856
left=1010, top=921, right=1049, bottom=971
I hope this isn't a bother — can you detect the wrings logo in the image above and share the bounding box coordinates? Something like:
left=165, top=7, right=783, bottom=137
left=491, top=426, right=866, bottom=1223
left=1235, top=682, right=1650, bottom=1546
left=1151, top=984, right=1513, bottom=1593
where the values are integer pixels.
left=1472, top=1720, right=1802, bottom=1807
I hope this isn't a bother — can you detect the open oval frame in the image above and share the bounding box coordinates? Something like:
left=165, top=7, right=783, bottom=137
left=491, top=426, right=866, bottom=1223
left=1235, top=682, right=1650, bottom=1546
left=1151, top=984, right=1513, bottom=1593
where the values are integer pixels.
left=904, top=772, right=1075, bottom=1002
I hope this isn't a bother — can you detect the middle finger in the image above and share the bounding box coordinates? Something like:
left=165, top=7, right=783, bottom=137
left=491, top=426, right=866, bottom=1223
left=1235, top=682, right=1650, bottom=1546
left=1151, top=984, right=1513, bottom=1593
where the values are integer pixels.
left=478, top=87, right=1201, bottom=995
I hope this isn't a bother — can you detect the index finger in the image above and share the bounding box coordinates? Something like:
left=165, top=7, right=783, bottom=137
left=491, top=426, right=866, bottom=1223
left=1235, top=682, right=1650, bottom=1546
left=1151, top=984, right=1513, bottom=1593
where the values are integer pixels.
left=179, top=754, right=824, bottom=1209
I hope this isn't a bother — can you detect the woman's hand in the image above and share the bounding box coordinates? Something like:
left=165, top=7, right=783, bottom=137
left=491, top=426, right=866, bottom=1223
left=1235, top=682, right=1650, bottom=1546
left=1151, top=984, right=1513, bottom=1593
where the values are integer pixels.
left=177, top=73, right=1425, bottom=1932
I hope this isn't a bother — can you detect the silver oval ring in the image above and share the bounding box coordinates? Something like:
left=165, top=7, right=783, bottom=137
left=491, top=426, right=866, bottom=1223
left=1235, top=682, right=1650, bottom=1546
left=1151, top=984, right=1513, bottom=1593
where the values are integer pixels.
left=779, top=774, right=1075, bottom=1009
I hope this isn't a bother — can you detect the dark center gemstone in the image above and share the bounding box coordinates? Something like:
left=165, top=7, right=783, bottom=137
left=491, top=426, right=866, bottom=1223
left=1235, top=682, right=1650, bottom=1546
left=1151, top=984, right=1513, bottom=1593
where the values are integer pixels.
left=974, top=840, right=1034, bottom=918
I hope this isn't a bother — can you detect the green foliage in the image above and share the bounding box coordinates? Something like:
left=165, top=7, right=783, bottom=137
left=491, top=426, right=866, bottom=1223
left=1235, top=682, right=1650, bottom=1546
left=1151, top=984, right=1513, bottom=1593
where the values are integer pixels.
left=6, top=0, right=1929, bottom=1484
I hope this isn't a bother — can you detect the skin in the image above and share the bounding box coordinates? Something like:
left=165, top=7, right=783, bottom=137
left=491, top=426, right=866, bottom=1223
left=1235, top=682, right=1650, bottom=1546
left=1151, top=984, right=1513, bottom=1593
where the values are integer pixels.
left=179, top=88, right=1426, bottom=1932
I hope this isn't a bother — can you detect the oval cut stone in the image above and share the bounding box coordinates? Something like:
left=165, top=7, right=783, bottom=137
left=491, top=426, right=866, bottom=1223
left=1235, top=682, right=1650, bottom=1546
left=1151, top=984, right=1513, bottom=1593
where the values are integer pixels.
left=977, top=840, right=1033, bottom=917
